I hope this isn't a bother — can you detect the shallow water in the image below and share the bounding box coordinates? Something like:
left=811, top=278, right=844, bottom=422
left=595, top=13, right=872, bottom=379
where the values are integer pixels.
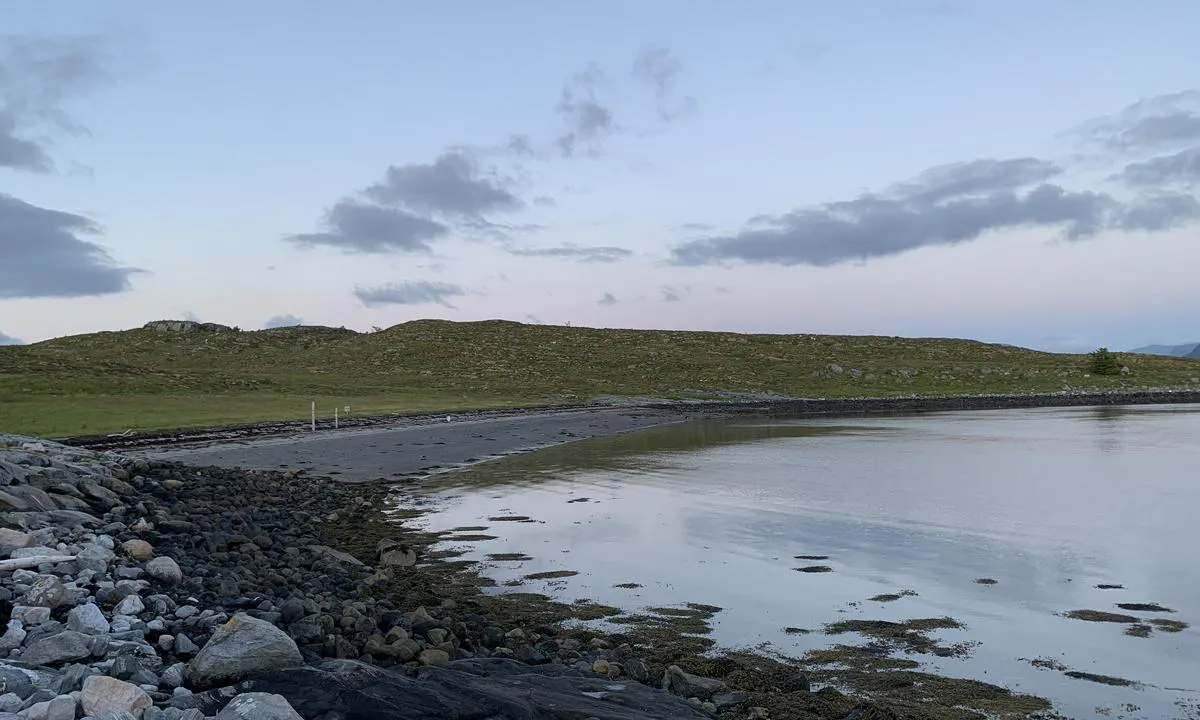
left=406, top=405, right=1200, bottom=719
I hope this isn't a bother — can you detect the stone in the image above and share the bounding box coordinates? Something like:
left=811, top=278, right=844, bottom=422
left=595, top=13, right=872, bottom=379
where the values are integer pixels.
left=67, top=603, right=111, bottom=635
left=119, top=540, right=154, bottom=561
left=173, top=633, right=198, bottom=658
left=662, top=665, right=727, bottom=701
left=0, top=694, right=20, bottom=713
left=10, top=606, right=51, bottom=625
left=0, top=529, right=35, bottom=556
left=160, top=663, right=186, bottom=689
left=44, top=694, right=76, bottom=720
left=377, top=540, right=416, bottom=568
left=22, top=630, right=93, bottom=666
left=0, top=666, right=34, bottom=699
left=0, top=621, right=23, bottom=655
left=215, top=692, right=303, bottom=720
left=80, top=675, right=153, bottom=720
left=304, top=545, right=364, bottom=567
left=186, top=614, right=302, bottom=689
left=76, top=543, right=115, bottom=573
left=22, top=576, right=69, bottom=608
left=418, top=648, right=450, bottom=666
left=113, top=594, right=145, bottom=617
left=145, top=556, right=182, bottom=585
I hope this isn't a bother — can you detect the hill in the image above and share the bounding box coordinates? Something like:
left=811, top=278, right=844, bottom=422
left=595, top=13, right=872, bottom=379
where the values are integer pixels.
left=1129, top=342, right=1200, bottom=357
left=1189, top=345, right=1200, bottom=359
left=1, top=319, right=1198, bottom=437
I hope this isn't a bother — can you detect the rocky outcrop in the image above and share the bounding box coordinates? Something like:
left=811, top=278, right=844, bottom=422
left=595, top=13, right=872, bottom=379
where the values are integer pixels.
left=142, top=320, right=234, bottom=333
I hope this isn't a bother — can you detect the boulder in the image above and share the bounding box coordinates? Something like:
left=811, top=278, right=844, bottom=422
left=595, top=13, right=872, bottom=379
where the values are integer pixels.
left=22, top=631, right=92, bottom=667
left=145, top=556, right=183, bottom=584
left=22, top=576, right=69, bottom=608
left=0, top=529, right=35, bottom=556
left=67, top=603, right=111, bottom=635
left=187, top=614, right=303, bottom=689
left=662, top=665, right=727, bottom=701
left=216, top=692, right=303, bottom=720
left=80, top=675, right=153, bottom=720
left=120, top=539, right=154, bottom=561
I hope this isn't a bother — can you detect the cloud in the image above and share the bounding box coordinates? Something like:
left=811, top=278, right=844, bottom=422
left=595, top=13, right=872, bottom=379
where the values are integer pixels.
left=525, top=314, right=544, bottom=324
left=555, top=64, right=616, bottom=158
left=506, top=244, right=632, bottom=263
left=1076, top=91, right=1200, bottom=152
left=264, top=314, right=303, bottom=328
left=669, top=152, right=1200, bottom=268
left=661, top=287, right=681, bottom=302
left=0, top=35, right=109, bottom=173
left=0, top=330, right=22, bottom=345
left=284, top=200, right=448, bottom=254
left=632, top=45, right=697, bottom=122
left=354, top=281, right=467, bottom=308
left=363, top=150, right=523, bottom=219
left=597, top=292, right=618, bottom=306
left=1116, top=147, right=1200, bottom=188
left=0, top=193, right=140, bottom=298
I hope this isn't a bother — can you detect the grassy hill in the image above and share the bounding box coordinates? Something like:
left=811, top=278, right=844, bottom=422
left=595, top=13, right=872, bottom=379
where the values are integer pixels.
left=2, top=320, right=1198, bottom=438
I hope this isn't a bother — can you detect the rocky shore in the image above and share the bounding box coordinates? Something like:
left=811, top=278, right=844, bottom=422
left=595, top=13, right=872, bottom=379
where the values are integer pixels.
left=2, top=434, right=844, bottom=720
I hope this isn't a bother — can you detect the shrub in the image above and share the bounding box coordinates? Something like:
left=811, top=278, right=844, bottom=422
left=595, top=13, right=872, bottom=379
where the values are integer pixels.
left=1088, top=347, right=1122, bottom=376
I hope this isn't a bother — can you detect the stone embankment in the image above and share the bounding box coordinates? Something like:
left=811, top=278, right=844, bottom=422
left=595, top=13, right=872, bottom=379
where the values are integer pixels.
left=0, top=435, right=743, bottom=720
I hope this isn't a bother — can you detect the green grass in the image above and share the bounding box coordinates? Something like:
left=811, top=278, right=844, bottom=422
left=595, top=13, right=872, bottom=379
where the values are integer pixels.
left=1, top=319, right=1198, bottom=438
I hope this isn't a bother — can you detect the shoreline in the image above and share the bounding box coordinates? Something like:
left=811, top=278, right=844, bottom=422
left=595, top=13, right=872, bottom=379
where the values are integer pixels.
left=59, top=388, right=1200, bottom=454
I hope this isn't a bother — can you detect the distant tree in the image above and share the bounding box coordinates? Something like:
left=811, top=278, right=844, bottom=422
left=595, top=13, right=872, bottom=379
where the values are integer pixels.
left=1088, top=347, right=1122, bottom=376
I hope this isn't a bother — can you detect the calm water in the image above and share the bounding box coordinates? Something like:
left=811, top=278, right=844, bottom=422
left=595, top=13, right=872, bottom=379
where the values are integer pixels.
left=402, top=405, right=1200, bottom=719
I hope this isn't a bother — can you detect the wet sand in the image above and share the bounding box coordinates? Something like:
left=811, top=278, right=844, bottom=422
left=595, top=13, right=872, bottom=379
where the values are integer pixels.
left=134, top=407, right=685, bottom=481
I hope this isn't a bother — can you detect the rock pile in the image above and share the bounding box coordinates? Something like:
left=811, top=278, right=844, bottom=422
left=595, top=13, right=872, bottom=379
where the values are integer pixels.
left=0, top=435, right=733, bottom=719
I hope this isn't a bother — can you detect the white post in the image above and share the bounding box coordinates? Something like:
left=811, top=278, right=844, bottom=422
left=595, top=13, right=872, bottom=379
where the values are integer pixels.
left=311, top=401, right=316, bottom=431
left=334, top=406, right=339, bottom=429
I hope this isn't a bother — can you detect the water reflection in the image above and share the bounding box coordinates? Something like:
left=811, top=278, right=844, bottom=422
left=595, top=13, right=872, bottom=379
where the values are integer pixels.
left=405, top=404, right=1200, bottom=720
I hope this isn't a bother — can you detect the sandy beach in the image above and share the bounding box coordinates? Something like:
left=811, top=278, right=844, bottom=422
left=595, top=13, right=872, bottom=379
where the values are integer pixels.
left=132, top=406, right=686, bottom=481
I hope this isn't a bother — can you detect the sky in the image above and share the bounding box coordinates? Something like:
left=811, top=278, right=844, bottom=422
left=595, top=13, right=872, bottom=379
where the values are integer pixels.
left=2, top=1, right=1199, bottom=352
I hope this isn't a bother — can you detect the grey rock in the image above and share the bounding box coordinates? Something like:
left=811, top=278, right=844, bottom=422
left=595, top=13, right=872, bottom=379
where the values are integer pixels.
left=145, top=557, right=182, bottom=585
left=43, top=694, right=76, bottom=720
left=66, top=603, right=111, bottom=635
left=186, top=614, right=302, bottom=689
left=76, top=544, right=115, bottom=573
left=0, top=667, right=34, bottom=699
left=712, top=691, right=749, bottom=709
left=80, top=675, right=153, bottom=720
left=0, top=529, right=35, bottom=556
left=662, top=665, right=727, bottom=701
left=22, top=631, right=92, bottom=667
left=21, top=577, right=69, bottom=609
left=9, top=606, right=51, bottom=626
left=215, top=692, right=303, bottom=720
left=305, top=545, right=364, bottom=567
left=0, top=694, right=19, bottom=713
left=112, top=595, right=145, bottom=617
left=0, top=622, right=25, bottom=655
left=172, top=634, right=198, bottom=658
left=160, top=663, right=186, bottom=689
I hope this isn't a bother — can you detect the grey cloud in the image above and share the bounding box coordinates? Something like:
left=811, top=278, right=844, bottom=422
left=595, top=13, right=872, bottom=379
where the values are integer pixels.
left=555, top=64, right=616, bottom=158
left=525, top=314, right=544, bottom=324
left=285, top=200, right=448, bottom=254
left=661, top=287, right=681, bottom=302
left=891, top=158, right=1063, bottom=204
left=1116, top=147, right=1200, bottom=188
left=0, top=330, right=22, bottom=345
left=264, top=314, right=303, bottom=328
left=597, top=292, right=618, bottom=306
left=678, top=222, right=714, bottom=232
left=632, top=45, right=697, bottom=121
left=507, top=244, right=632, bottom=263
left=0, top=35, right=109, bottom=172
left=363, top=151, right=523, bottom=219
left=668, top=157, right=1162, bottom=267
left=354, top=281, right=466, bottom=308
left=1116, top=193, right=1200, bottom=232
left=0, top=193, right=139, bottom=298
left=1078, top=91, right=1200, bottom=151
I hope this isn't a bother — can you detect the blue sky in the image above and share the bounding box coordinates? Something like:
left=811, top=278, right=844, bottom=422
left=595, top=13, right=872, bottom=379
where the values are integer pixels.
left=3, top=1, right=1199, bottom=351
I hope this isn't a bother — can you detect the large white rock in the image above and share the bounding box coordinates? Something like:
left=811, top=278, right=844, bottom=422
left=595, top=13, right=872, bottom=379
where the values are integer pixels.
left=186, top=613, right=302, bottom=689
left=80, top=675, right=152, bottom=720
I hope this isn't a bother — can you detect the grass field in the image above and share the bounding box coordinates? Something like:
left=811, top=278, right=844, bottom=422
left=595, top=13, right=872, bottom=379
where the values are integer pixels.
left=1, top=319, right=1198, bottom=438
